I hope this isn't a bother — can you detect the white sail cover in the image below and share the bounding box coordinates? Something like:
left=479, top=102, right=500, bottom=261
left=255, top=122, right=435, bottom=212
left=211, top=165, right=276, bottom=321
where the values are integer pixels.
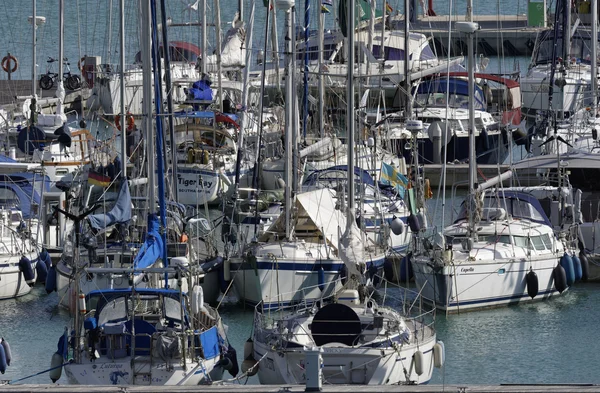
left=338, top=210, right=367, bottom=277
left=204, top=15, right=246, bottom=71
left=295, top=188, right=347, bottom=250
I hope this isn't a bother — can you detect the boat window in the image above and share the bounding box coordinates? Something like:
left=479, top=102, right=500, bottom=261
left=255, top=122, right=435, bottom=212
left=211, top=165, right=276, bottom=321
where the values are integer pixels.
left=531, top=236, right=545, bottom=251
left=514, top=236, right=529, bottom=248
left=495, top=235, right=511, bottom=245
left=372, top=45, right=407, bottom=61
left=419, top=45, right=436, bottom=61
left=98, top=298, right=127, bottom=326
left=0, top=187, right=20, bottom=211
left=164, top=297, right=182, bottom=321
left=541, top=233, right=553, bottom=249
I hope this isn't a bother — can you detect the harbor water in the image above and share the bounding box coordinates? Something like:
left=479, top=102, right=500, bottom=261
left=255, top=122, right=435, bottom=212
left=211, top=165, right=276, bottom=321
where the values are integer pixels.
left=2, top=282, right=600, bottom=385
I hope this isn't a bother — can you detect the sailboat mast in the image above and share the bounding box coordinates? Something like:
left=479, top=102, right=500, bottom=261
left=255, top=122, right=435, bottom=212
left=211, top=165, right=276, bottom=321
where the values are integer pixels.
left=318, top=2, right=325, bottom=138
left=283, top=0, right=294, bottom=240
left=201, top=0, right=207, bottom=73
left=403, top=0, right=411, bottom=117
left=215, top=0, right=223, bottom=113
left=160, top=0, right=176, bottom=200
left=58, top=0, right=64, bottom=84
left=592, top=0, right=598, bottom=114
left=142, top=0, right=155, bottom=212
left=120, top=0, right=126, bottom=179
left=347, top=0, right=355, bottom=210
left=303, top=0, right=310, bottom=139
left=455, top=21, right=479, bottom=235
left=31, top=0, right=36, bottom=96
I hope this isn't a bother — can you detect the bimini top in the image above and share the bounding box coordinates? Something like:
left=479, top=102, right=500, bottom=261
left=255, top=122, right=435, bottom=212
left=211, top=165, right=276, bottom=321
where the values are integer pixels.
left=88, top=287, right=187, bottom=326
left=455, top=190, right=551, bottom=227
left=0, top=172, right=50, bottom=219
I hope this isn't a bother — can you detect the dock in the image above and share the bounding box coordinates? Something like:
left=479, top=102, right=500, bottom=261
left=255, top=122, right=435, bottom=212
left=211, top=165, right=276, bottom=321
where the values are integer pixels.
left=424, top=163, right=511, bottom=188
left=390, top=13, right=547, bottom=57
left=3, top=384, right=600, bottom=392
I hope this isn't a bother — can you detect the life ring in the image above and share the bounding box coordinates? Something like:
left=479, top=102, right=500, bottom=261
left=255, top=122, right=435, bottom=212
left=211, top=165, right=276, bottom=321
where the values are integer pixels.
left=78, top=57, right=86, bottom=73
left=115, top=113, right=135, bottom=132
left=1, top=55, right=18, bottom=73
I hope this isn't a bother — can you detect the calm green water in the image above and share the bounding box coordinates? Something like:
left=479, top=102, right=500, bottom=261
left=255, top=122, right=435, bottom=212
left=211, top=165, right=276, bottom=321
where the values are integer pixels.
left=1, top=282, right=599, bottom=385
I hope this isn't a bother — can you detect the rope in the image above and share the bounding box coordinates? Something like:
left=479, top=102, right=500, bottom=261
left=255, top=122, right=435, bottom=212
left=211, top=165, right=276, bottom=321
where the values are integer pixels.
left=8, top=362, right=67, bottom=384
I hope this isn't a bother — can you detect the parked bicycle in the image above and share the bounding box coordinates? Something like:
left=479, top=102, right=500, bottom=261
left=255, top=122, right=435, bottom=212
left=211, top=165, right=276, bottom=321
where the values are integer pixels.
left=39, top=57, right=82, bottom=91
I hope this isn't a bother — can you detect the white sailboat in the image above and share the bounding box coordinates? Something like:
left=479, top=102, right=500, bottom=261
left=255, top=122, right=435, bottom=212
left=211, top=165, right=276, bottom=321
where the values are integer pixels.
left=411, top=21, right=574, bottom=313
left=249, top=0, right=442, bottom=386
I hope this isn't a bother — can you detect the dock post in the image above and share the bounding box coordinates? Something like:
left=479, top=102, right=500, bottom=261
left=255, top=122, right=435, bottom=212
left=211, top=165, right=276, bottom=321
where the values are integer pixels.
left=304, top=346, right=323, bottom=391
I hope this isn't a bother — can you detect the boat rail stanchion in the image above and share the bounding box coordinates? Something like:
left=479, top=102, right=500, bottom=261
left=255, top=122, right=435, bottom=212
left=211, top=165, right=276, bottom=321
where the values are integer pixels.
left=304, top=346, right=323, bottom=392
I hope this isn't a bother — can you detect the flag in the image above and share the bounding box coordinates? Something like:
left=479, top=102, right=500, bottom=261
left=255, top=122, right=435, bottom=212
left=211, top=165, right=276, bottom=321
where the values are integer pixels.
left=386, top=2, right=393, bottom=14
left=380, top=162, right=408, bottom=197
left=88, top=170, right=111, bottom=188
left=321, top=5, right=330, bottom=13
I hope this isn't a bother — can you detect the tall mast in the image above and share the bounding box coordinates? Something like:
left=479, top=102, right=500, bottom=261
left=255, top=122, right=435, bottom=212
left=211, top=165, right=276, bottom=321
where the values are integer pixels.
left=201, top=0, right=207, bottom=73
left=317, top=0, right=325, bottom=138
left=120, top=0, right=126, bottom=179
left=282, top=0, right=294, bottom=240
left=215, top=0, right=223, bottom=113
left=56, top=0, right=65, bottom=118
left=160, top=0, right=176, bottom=200
left=302, top=0, right=310, bottom=139
left=592, top=0, right=598, bottom=115
left=32, top=0, right=37, bottom=96
left=456, top=21, right=479, bottom=239
left=347, top=0, right=355, bottom=211
left=142, top=0, right=155, bottom=212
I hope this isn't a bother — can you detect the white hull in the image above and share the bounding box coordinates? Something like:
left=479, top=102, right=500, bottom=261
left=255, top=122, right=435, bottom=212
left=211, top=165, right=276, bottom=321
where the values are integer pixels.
left=520, top=65, right=592, bottom=115
left=254, top=335, right=436, bottom=385
left=64, top=356, right=219, bottom=385
left=412, top=255, right=561, bottom=312
left=0, top=258, right=36, bottom=300
left=230, top=243, right=345, bottom=307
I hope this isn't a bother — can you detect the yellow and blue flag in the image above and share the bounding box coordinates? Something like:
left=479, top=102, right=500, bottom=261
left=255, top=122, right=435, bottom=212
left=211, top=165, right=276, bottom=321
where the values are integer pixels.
left=380, top=162, right=408, bottom=198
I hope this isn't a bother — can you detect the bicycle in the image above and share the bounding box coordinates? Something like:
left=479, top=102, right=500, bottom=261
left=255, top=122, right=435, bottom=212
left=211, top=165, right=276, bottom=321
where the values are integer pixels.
left=39, top=57, right=82, bottom=91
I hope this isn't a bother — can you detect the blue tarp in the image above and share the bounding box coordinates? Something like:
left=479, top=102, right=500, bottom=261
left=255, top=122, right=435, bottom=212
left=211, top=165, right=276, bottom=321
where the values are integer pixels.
left=199, top=326, right=220, bottom=360
left=131, top=213, right=164, bottom=270
left=189, top=80, right=214, bottom=101
left=87, top=179, right=132, bottom=230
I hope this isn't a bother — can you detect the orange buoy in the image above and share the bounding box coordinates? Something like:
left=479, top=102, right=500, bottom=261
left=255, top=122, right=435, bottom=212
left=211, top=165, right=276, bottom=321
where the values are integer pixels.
left=115, top=113, right=135, bottom=132
left=1, top=55, right=18, bottom=73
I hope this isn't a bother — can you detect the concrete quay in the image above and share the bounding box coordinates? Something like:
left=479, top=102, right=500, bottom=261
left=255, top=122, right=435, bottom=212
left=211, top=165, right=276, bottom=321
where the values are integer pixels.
left=390, top=14, right=546, bottom=57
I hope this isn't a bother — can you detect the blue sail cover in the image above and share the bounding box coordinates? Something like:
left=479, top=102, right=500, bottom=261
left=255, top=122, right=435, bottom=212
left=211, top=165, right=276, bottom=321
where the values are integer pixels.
left=0, top=172, right=50, bottom=219
left=131, top=214, right=164, bottom=270
left=87, top=179, right=132, bottom=230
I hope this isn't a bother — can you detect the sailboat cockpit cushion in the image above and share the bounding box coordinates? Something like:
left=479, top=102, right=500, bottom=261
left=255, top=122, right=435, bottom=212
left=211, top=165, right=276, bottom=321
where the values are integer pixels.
left=311, top=303, right=361, bottom=346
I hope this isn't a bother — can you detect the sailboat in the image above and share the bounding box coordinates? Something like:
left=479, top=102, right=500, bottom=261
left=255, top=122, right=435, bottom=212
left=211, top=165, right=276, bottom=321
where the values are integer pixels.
left=249, top=0, right=442, bottom=386
left=49, top=0, right=236, bottom=385
left=411, top=21, right=575, bottom=313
